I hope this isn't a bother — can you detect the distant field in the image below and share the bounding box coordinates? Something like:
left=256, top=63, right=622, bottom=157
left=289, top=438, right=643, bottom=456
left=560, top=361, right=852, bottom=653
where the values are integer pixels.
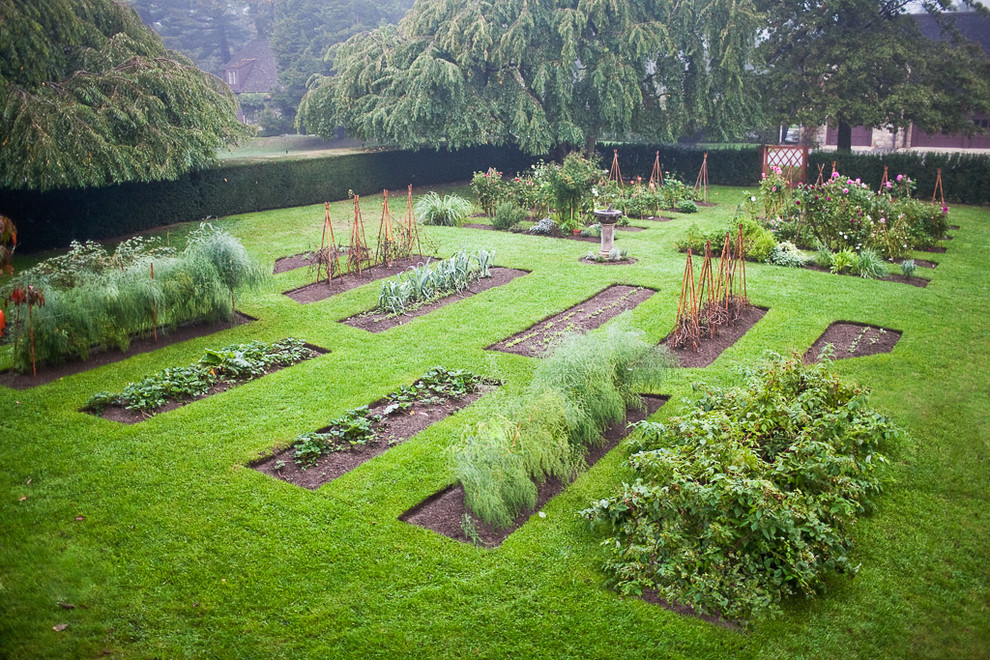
left=218, top=134, right=375, bottom=163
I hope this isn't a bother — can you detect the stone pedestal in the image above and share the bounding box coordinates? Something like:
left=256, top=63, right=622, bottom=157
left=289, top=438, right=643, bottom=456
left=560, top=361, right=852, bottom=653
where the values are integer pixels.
left=594, top=208, right=623, bottom=256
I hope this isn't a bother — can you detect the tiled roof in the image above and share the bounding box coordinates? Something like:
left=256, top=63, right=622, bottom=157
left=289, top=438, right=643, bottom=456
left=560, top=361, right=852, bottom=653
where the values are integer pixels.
left=221, top=37, right=281, bottom=94
left=913, top=11, right=990, bottom=57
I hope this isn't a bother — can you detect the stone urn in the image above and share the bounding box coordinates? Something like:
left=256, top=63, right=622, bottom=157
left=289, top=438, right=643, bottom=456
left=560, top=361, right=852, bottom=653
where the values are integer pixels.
left=593, top=206, right=624, bottom=256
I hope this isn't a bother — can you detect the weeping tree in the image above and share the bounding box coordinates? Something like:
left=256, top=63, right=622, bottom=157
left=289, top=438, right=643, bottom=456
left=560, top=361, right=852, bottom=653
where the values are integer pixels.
left=298, top=0, right=764, bottom=155
left=0, top=0, right=248, bottom=191
left=756, top=0, right=990, bottom=151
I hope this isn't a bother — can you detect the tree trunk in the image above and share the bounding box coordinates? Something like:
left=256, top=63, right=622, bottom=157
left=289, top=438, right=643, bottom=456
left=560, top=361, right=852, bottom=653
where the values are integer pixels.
left=837, top=121, right=852, bottom=152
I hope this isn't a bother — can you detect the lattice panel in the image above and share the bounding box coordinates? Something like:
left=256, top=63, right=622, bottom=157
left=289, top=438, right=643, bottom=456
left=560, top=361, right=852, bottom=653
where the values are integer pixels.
left=762, top=145, right=808, bottom=185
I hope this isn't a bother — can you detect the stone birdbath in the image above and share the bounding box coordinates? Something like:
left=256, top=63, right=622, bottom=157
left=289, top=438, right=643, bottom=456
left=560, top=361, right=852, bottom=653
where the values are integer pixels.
left=593, top=206, right=623, bottom=256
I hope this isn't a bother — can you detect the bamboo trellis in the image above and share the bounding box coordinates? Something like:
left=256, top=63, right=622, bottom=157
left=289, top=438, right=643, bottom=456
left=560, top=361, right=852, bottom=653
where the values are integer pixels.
left=671, top=249, right=700, bottom=350
left=317, top=202, right=343, bottom=284
left=349, top=196, right=371, bottom=275
left=403, top=184, right=422, bottom=256
left=375, top=189, right=397, bottom=268
left=878, top=166, right=890, bottom=194
left=649, top=151, right=664, bottom=188
left=694, top=152, right=709, bottom=203
left=932, top=168, right=945, bottom=206
left=609, top=149, right=624, bottom=190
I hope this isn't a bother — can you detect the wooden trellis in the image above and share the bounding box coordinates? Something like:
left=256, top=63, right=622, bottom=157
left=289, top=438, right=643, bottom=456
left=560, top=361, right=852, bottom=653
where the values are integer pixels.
left=932, top=168, right=945, bottom=206
left=317, top=202, right=343, bottom=284
left=815, top=163, right=826, bottom=185
left=878, top=166, right=890, bottom=194
left=608, top=149, right=624, bottom=190
left=762, top=145, right=808, bottom=185
left=649, top=151, right=664, bottom=188
left=671, top=249, right=700, bottom=350
left=375, top=189, right=399, bottom=268
left=403, top=184, right=422, bottom=257
left=694, top=152, right=709, bottom=202
left=349, top=195, right=371, bottom=275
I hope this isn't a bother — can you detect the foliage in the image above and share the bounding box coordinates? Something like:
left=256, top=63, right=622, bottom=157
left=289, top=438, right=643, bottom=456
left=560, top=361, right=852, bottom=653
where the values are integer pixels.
left=414, top=192, right=475, bottom=227
left=453, top=325, right=671, bottom=528
left=1, top=227, right=264, bottom=372
left=492, top=202, right=526, bottom=232
left=617, top=186, right=664, bottom=218
left=581, top=353, right=904, bottom=623
left=677, top=219, right=776, bottom=263
left=854, top=248, right=887, bottom=280
left=676, top=200, right=699, bottom=214
left=292, top=366, right=486, bottom=467
left=546, top=154, right=606, bottom=228
left=585, top=249, right=630, bottom=263
left=0, top=215, right=16, bottom=276
left=0, top=0, right=247, bottom=191
left=304, top=0, right=764, bottom=154
left=377, top=251, right=494, bottom=315
left=528, top=218, right=558, bottom=236
left=471, top=169, right=509, bottom=217
left=765, top=241, right=807, bottom=268
left=900, top=259, right=917, bottom=278
left=830, top=249, right=857, bottom=275
left=659, top=178, right=699, bottom=209
left=85, top=338, right=315, bottom=414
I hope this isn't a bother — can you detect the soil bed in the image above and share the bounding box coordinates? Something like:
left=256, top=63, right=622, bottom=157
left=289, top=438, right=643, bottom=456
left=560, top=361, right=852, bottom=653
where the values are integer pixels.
left=400, top=395, right=667, bottom=547
left=273, top=252, right=315, bottom=274
left=0, top=313, right=256, bottom=390
left=488, top=285, right=656, bottom=357
left=914, top=259, right=937, bottom=268
left=342, top=268, right=529, bottom=332
left=283, top=255, right=433, bottom=305
left=90, top=343, right=327, bottom=423
left=804, top=321, right=901, bottom=363
left=579, top=257, right=638, bottom=266
left=803, top=264, right=929, bottom=287
left=252, top=385, right=496, bottom=490
left=662, top=305, right=767, bottom=368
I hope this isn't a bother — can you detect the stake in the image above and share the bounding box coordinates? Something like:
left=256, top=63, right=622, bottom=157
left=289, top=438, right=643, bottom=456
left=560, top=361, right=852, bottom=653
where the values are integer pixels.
left=878, top=165, right=890, bottom=194
left=815, top=163, right=826, bottom=185
left=609, top=149, right=624, bottom=191
left=649, top=151, right=664, bottom=188
left=932, top=168, right=944, bottom=206
left=694, top=152, right=709, bottom=203
left=405, top=184, right=421, bottom=257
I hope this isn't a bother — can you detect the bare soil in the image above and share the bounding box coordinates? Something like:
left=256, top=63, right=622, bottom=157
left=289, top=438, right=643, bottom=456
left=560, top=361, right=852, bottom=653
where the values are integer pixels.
left=88, top=343, right=327, bottom=424
left=804, top=264, right=929, bottom=287
left=273, top=252, right=315, bottom=274
left=804, top=321, right=901, bottom=363
left=914, top=259, right=937, bottom=269
left=0, top=313, right=256, bottom=390
left=251, top=385, right=496, bottom=490
left=920, top=246, right=947, bottom=253
left=341, top=268, right=530, bottom=332
left=283, top=255, right=434, bottom=304
left=400, top=395, right=667, bottom=547
left=578, top=257, right=638, bottom=266
left=662, top=304, right=767, bottom=368
left=488, top=285, right=657, bottom=357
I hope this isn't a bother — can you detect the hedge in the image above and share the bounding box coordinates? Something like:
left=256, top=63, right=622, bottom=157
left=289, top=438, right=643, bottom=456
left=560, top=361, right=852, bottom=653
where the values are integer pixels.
left=808, top=150, right=990, bottom=206
left=595, top=144, right=763, bottom=188
left=0, top=145, right=536, bottom=252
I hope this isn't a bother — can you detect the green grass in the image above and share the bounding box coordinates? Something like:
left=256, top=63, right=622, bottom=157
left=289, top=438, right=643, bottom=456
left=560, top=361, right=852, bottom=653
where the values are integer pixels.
left=217, top=135, right=373, bottom=164
left=1, top=184, right=988, bottom=658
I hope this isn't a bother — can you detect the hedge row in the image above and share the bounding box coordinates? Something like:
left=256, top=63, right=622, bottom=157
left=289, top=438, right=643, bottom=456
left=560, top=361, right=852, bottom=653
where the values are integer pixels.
left=808, top=150, right=990, bottom=206
left=595, top=144, right=762, bottom=188
left=1, top=145, right=536, bottom=252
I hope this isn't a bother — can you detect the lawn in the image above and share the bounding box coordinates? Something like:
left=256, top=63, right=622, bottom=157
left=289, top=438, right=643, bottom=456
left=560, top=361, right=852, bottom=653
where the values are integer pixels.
left=1, top=184, right=987, bottom=658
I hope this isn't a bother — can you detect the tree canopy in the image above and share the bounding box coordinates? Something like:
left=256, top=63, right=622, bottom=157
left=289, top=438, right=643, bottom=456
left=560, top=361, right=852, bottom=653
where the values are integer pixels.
left=299, top=0, right=764, bottom=154
left=756, top=0, right=990, bottom=150
left=0, top=0, right=247, bottom=192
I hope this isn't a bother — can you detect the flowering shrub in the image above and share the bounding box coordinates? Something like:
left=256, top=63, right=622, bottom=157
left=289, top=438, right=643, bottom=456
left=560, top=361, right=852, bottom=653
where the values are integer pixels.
left=471, top=168, right=509, bottom=217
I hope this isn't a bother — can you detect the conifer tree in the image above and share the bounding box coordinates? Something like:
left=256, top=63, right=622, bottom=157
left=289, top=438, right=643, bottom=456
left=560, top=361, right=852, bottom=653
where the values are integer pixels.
left=0, top=0, right=247, bottom=191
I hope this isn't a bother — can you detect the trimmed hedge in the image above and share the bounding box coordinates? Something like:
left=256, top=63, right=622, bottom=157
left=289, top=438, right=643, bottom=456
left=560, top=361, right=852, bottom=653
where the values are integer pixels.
left=596, top=144, right=763, bottom=187
left=809, top=151, right=990, bottom=206
left=1, top=145, right=536, bottom=252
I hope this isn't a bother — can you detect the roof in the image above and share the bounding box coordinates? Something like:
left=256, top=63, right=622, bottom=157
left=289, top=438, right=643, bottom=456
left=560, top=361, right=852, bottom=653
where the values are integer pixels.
left=221, top=37, right=281, bottom=94
left=913, top=11, right=990, bottom=57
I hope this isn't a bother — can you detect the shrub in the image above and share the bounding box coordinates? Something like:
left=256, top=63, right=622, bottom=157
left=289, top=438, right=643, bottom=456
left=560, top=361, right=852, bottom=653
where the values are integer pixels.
left=900, top=259, right=917, bottom=278
left=415, top=192, right=474, bottom=226
left=581, top=353, right=904, bottom=623
left=676, top=200, right=698, bottom=213
left=471, top=168, right=509, bottom=217
left=766, top=241, right=806, bottom=268
left=830, top=248, right=857, bottom=274
left=528, top=217, right=558, bottom=236
left=676, top=218, right=775, bottom=262
left=854, top=248, right=887, bottom=279
left=492, top=201, right=526, bottom=231
left=814, top=243, right=834, bottom=269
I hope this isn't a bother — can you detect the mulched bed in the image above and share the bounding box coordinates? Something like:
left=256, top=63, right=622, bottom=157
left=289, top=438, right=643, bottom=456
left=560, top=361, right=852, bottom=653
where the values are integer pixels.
left=341, top=267, right=530, bottom=333
left=0, top=313, right=256, bottom=390
left=89, top=343, right=328, bottom=424
left=914, top=259, right=937, bottom=268
left=804, top=321, right=901, bottom=363
left=803, top=264, right=929, bottom=287
left=400, top=395, right=668, bottom=547
left=920, top=245, right=947, bottom=253
left=578, top=257, right=638, bottom=266
left=283, top=255, right=434, bottom=305
left=251, top=385, right=496, bottom=490
left=488, top=285, right=657, bottom=357
left=661, top=305, right=767, bottom=368
left=273, top=252, right=315, bottom=274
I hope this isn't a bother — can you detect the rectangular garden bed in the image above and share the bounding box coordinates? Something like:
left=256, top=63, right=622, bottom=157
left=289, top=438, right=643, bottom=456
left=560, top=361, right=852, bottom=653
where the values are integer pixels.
left=661, top=305, right=768, bottom=368
left=804, top=321, right=901, bottom=363
left=400, top=394, right=667, bottom=547
left=341, top=267, right=529, bottom=332
left=282, top=255, right=434, bottom=305
left=487, top=285, right=656, bottom=357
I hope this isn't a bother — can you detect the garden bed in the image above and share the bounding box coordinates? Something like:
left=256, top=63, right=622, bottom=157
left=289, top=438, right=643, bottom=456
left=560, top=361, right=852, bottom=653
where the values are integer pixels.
left=920, top=246, right=947, bottom=253
left=578, top=256, right=638, bottom=266
left=341, top=268, right=530, bottom=332
left=400, top=395, right=667, bottom=547
left=487, top=285, right=656, bottom=357
left=804, top=322, right=901, bottom=362
left=252, top=384, right=496, bottom=490
left=273, top=252, right=315, bottom=274
left=283, top=255, right=433, bottom=304
left=803, top=264, right=929, bottom=287
left=0, top=312, right=257, bottom=390
left=661, top=305, right=767, bottom=368
left=914, top=259, right=937, bottom=268
left=90, top=342, right=328, bottom=423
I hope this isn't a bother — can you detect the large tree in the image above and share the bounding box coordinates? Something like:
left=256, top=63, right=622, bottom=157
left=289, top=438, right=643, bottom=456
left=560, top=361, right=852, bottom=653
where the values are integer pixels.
left=0, top=0, right=247, bottom=191
left=757, top=0, right=990, bottom=151
left=299, top=0, right=764, bottom=154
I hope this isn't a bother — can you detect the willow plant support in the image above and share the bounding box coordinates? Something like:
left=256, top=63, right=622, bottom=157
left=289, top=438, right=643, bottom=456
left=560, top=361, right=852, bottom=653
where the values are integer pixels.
left=318, top=202, right=343, bottom=284
left=672, top=249, right=700, bottom=351
left=404, top=184, right=422, bottom=257
left=649, top=151, right=664, bottom=188
left=815, top=163, right=826, bottom=185
left=932, top=168, right=945, bottom=206
left=731, top=224, right=749, bottom=318
left=715, top=232, right=734, bottom=314
left=878, top=166, right=890, bottom=194
left=349, top=196, right=371, bottom=275
left=608, top=149, right=624, bottom=191
left=694, top=152, right=710, bottom=203
left=376, top=190, right=397, bottom=268
left=697, top=240, right=726, bottom=338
